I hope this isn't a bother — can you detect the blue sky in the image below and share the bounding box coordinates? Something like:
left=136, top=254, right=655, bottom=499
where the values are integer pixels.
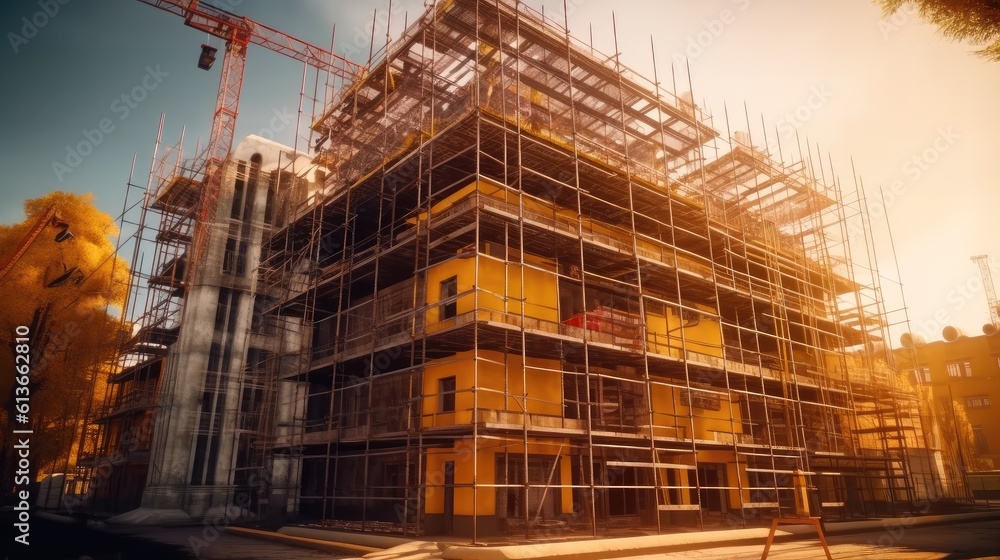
left=2, top=0, right=999, bottom=342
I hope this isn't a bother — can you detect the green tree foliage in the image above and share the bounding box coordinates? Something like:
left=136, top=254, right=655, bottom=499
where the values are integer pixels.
left=0, top=192, right=130, bottom=493
left=879, top=0, right=1000, bottom=61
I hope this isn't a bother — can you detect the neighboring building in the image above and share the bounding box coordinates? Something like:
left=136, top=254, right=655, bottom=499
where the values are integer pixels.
left=894, top=330, right=1000, bottom=477
left=83, top=135, right=319, bottom=519
left=83, top=0, right=946, bottom=538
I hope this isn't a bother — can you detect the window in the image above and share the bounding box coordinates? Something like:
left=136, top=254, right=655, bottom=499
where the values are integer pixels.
left=607, top=466, right=640, bottom=516
left=236, top=240, right=248, bottom=275
left=439, top=376, right=456, bottom=412
left=973, top=427, right=990, bottom=455
left=223, top=238, right=238, bottom=274
left=222, top=237, right=248, bottom=276
left=965, top=395, right=991, bottom=409
left=440, top=276, right=458, bottom=319
left=909, top=368, right=932, bottom=384
left=947, top=361, right=972, bottom=377
left=231, top=167, right=245, bottom=220
left=264, top=185, right=275, bottom=225
left=207, top=342, right=223, bottom=373
left=495, top=455, right=560, bottom=519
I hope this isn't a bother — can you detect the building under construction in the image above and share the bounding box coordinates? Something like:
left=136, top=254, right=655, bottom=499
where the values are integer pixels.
left=84, top=0, right=944, bottom=539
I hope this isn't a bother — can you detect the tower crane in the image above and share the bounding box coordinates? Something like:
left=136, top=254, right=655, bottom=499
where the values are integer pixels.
left=971, top=254, right=1000, bottom=335
left=135, top=0, right=364, bottom=262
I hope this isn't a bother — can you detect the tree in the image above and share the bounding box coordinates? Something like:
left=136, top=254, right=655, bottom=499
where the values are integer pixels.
left=879, top=0, right=1000, bottom=61
left=946, top=398, right=993, bottom=473
left=0, top=192, right=130, bottom=499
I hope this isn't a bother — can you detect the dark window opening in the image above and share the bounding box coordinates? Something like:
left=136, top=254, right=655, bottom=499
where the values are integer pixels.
left=223, top=238, right=238, bottom=274
left=607, top=466, right=639, bottom=516
left=231, top=162, right=246, bottom=219
left=207, top=342, right=223, bottom=373
left=440, top=276, right=457, bottom=319
left=264, top=184, right=275, bottom=225
left=237, top=239, right=248, bottom=275
left=439, top=376, right=456, bottom=413
left=974, top=427, right=990, bottom=455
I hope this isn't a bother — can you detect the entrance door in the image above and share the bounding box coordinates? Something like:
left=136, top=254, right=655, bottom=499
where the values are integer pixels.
left=444, top=461, right=455, bottom=534
left=496, top=455, right=559, bottom=528
left=844, top=474, right=864, bottom=517
left=697, top=463, right=728, bottom=514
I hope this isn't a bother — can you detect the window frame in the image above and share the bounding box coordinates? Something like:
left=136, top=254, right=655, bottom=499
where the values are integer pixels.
left=973, top=427, right=990, bottom=455
left=439, top=376, right=457, bottom=413
left=965, top=395, right=991, bottom=409
left=947, top=361, right=972, bottom=378
left=439, top=275, right=458, bottom=320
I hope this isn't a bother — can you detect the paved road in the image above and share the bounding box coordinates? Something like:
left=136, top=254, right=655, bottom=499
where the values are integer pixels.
left=639, top=519, right=1000, bottom=560
left=12, top=510, right=1000, bottom=559
left=126, top=525, right=348, bottom=559
left=3, top=509, right=347, bottom=560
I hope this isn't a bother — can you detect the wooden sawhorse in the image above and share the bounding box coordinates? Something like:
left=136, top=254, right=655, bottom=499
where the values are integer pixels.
left=761, top=517, right=832, bottom=560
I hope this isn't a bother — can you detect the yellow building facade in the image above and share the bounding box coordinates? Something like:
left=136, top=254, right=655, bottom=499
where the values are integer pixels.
left=895, top=333, right=1000, bottom=474
left=264, top=0, right=928, bottom=539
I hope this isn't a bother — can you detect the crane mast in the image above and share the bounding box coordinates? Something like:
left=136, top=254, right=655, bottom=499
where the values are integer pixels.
left=972, top=254, right=1000, bottom=329
left=135, top=0, right=363, bottom=265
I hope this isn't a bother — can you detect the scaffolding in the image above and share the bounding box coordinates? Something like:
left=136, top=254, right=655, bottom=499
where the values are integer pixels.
left=83, top=9, right=343, bottom=514
left=252, top=0, right=933, bottom=540
left=82, top=0, right=940, bottom=538
left=81, top=117, right=203, bottom=512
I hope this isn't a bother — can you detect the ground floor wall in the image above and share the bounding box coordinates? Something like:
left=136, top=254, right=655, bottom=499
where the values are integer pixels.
left=87, top=462, right=148, bottom=514
left=296, top=442, right=812, bottom=537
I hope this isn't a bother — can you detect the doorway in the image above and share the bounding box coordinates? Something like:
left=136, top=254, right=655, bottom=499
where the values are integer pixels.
left=696, top=463, right=728, bottom=514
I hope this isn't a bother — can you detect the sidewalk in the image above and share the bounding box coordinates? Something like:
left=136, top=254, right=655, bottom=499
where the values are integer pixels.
left=225, top=509, right=1000, bottom=560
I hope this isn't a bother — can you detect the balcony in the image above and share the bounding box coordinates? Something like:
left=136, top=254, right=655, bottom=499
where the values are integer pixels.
left=96, top=388, right=158, bottom=420
left=562, top=306, right=642, bottom=349
left=77, top=438, right=152, bottom=466
left=476, top=409, right=586, bottom=434
left=710, top=430, right=754, bottom=445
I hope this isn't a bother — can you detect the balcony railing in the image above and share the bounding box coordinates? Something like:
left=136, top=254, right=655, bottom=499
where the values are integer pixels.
left=476, top=409, right=587, bottom=433
left=101, top=389, right=158, bottom=418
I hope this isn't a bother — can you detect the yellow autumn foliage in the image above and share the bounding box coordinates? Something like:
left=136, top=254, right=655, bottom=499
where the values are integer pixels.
left=0, top=192, right=130, bottom=483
